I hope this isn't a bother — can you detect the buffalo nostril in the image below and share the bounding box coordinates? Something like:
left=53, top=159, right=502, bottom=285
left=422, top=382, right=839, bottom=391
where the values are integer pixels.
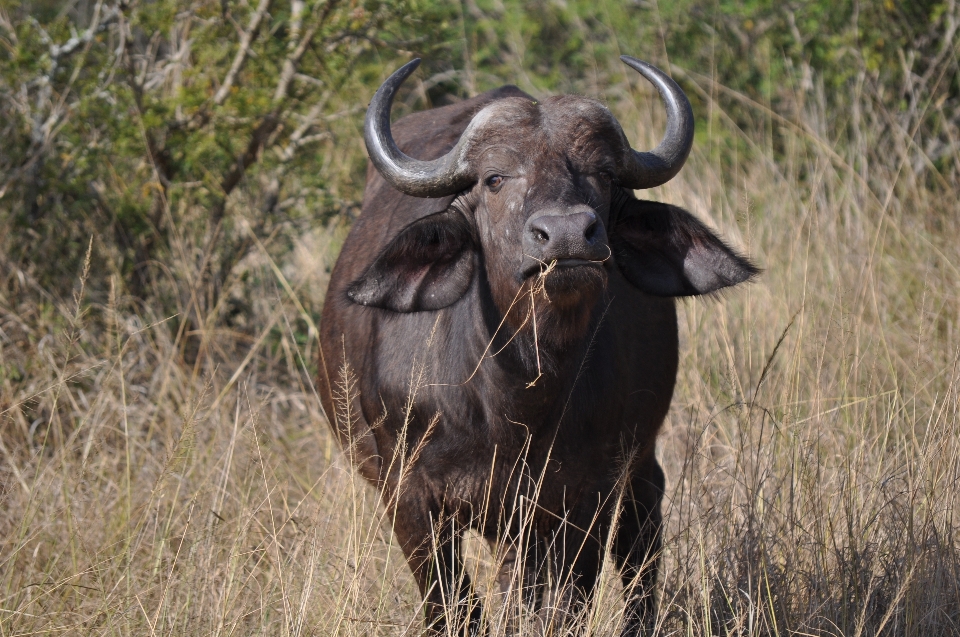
left=532, top=228, right=549, bottom=243
left=584, top=217, right=598, bottom=241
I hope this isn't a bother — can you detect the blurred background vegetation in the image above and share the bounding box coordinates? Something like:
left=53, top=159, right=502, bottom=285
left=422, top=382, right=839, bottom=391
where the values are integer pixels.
left=3, top=0, right=958, bottom=313
left=4, top=1, right=960, bottom=635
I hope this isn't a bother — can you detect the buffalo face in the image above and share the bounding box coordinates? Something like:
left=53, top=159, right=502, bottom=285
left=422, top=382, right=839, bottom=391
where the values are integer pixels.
left=453, top=95, right=628, bottom=335
left=348, top=58, right=757, bottom=342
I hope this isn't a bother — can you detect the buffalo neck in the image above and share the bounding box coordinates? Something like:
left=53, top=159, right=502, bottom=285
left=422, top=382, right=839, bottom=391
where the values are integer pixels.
left=467, top=266, right=609, bottom=429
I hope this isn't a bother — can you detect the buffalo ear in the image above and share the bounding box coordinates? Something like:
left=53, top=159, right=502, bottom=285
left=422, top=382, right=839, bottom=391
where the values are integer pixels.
left=612, top=198, right=759, bottom=296
left=347, top=209, right=476, bottom=312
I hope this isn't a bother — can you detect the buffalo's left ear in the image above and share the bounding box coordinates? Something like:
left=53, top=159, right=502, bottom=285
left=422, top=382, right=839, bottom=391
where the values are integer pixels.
left=347, top=209, right=476, bottom=312
left=612, top=198, right=759, bottom=296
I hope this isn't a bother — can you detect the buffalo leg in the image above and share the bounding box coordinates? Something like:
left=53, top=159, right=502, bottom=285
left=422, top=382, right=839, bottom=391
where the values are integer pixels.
left=392, top=504, right=482, bottom=635
left=611, top=460, right=665, bottom=636
left=494, top=534, right=550, bottom=606
left=537, top=506, right=605, bottom=632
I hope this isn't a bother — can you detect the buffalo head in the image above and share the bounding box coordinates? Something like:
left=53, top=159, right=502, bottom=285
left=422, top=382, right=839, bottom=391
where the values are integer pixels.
left=348, top=57, right=756, bottom=345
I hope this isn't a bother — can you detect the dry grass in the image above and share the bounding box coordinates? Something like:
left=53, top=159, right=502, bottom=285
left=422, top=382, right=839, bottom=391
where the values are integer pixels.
left=3, top=60, right=960, bottom=637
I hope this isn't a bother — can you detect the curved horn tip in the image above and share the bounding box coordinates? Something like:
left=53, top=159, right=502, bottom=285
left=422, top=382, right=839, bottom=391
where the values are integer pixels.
left=393, top=58, right=422, bottom=80
left=617, top=54, right=695, bottom=189
left=374, top=59, right=422, bottom=97
left=619, top=54, right=646, bottom=68
left=620, top=56, right=668, bottom=81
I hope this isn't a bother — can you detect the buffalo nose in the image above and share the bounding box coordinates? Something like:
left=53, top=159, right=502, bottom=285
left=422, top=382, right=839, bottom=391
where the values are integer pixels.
left=524, top=209, right=607, bottom=259
left=521, top=209, right=609, bottom=275
left=528, top=210, right=599, bottom=247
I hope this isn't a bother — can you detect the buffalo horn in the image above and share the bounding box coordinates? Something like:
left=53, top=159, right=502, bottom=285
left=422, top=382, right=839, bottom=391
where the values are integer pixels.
left=618, top=56, right=695, bottom=189
left=364, top=59, right=475, bottom=198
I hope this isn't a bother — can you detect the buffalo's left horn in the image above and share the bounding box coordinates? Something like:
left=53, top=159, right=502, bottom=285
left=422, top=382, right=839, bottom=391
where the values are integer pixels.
left=364, top=59, right=476, bottom=198
left=617, top=56, right=695, bottom=189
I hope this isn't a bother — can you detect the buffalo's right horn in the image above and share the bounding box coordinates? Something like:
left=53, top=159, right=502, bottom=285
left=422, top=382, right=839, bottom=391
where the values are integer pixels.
left=364, top=59, right=476, bottom=198
left=617, top=56, right=695, bottom=190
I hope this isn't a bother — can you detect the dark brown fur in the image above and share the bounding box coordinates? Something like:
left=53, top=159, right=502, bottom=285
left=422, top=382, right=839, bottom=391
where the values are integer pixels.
left=318, top=86, right=757, bottom=634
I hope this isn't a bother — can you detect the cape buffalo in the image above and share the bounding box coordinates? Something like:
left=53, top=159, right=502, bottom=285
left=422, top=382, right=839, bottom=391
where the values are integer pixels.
left=318, top=56, right=757, bottom=634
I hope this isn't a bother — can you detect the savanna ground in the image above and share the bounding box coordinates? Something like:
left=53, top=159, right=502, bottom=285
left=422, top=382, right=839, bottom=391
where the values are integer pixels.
left=3, top=0, right=960, bottom=635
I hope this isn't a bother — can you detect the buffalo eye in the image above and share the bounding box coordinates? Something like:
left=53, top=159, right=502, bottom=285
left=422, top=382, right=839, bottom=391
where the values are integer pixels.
left=485, top=174, right=504, bottom=192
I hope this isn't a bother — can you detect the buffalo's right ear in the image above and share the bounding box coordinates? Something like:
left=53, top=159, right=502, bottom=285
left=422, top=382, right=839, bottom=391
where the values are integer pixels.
left=347, top=209, right=476, bottom=312
left=612, top=198, right=759, bottom=296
